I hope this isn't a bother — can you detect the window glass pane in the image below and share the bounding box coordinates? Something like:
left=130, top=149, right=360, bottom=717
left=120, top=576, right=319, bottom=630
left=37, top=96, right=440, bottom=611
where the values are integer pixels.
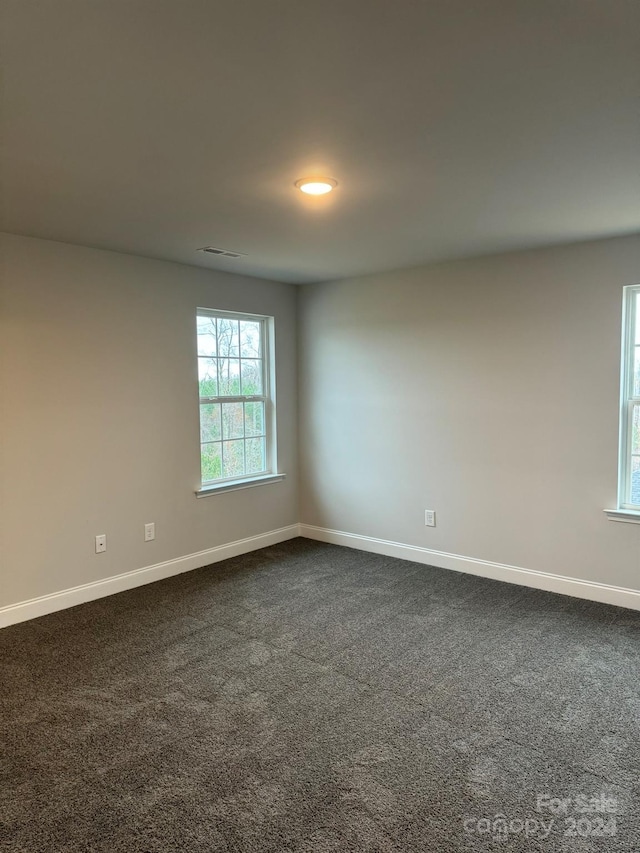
left=241, top=359, right=263, bottom=395
left=245, top=437, right=266, bottom=474
left=201, top=442, right=222, bottom=482
left=633, top=405, right=640, bottom=455
left=221, top=402, right=244, bottom=439
left=200, top=404, right=221, bottom=442
left=240, top=320, right=261, bottom=357
left=198, top=358, right=218, bottom=397
left=244, top=402, right=264, bottom=437
left=197, top=310, right=273, bottom=486
left=631, top=455, right=640, bottom=506
left=197, top=316, right=217, bottom=356
left=635, top=293, right=640, bottom=345
left=222, top=440, right=244, bottom=478
left=217, top=318, right=239, bottom=357
left=634, top=347, right=640, bottom=397
left=218, top=359, right=241, bottom=395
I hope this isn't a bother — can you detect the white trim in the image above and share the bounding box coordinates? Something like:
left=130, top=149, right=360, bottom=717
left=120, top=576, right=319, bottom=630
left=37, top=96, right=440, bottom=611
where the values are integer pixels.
left=0, top=525, right=300, bottom=629
left=197, top=308, right=277, bottom=486
left=604, top=508, right=640, bottom=524
left=299, top=524, right=640, bottom=612
left=196, top=473, right=286, bottom=497
left=618, top=284, right=640, bottom=509
left=5, top=521, right=640, bottom=630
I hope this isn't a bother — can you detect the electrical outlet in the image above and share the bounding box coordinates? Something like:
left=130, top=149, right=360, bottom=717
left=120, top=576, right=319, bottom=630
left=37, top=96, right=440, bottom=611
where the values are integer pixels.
left=144, top=522, right=155, bottom=542
left=95, top=534, right=107, bottom=553
left=424, top=510, right=436, bottom=527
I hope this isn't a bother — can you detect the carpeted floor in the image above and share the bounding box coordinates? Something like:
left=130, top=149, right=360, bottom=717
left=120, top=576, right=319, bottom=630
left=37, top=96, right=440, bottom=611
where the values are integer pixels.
left=2, top=537, right=639, bottom=851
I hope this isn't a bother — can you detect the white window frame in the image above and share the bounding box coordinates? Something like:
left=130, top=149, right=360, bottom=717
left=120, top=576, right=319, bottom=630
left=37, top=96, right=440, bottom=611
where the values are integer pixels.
left=617, top=285, right=640, bottom=511
left=195, top=308, right=283, bottom=496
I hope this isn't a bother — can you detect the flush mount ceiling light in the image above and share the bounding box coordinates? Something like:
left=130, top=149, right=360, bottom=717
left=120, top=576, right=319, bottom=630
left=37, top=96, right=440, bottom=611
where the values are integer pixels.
left=295, top=177, right=338, bottom=195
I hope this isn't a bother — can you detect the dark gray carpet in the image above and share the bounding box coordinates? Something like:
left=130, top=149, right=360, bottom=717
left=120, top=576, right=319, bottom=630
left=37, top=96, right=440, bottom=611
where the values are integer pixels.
left=2, top=538, right=639, bottom=852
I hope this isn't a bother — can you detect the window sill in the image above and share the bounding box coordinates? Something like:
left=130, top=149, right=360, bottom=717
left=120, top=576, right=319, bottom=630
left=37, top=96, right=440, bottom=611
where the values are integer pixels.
left=196, top=473, right=286, bottom=498
left=604, top=508, right=640, bottom=524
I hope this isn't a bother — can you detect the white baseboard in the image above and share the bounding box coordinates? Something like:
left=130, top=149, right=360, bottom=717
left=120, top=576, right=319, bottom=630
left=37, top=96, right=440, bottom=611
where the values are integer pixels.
left=0, top=524, right=300, bottom=629
left=5, top=521, right=639, bottom=629
left=299, top=524, right=640, bottom=612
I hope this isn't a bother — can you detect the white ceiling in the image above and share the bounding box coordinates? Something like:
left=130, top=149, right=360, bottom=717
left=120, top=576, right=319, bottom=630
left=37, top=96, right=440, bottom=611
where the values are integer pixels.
left=2, top=0, right=639, bottom=283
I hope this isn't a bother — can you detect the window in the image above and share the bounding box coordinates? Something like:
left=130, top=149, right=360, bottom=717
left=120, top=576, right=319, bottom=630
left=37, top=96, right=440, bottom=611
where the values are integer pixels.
left=618, top=285, right=640, bottom=510
left=196, top=309, right=276, bottom=490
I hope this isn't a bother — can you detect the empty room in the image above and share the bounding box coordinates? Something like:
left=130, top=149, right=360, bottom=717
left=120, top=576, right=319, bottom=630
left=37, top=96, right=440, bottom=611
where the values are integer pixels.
left=1, top=1, right=640, bottom=850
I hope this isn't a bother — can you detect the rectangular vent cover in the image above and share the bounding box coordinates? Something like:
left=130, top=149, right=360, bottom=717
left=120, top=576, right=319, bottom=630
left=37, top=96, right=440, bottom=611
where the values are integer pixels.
left=198, top=246, right=246, bottom=259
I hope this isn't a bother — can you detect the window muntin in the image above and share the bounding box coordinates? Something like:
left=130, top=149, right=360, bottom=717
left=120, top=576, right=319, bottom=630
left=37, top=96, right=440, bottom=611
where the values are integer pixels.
left=619, top=287, right=640, bottom=509
left=197, top=310, right=273, bottom=486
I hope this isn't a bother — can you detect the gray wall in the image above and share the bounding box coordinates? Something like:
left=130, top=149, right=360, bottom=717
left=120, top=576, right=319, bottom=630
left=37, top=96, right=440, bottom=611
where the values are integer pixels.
left=3, top=231, right=640, bottom=612
left=298, top=235, right=640, bottom=589
left=0, top=234, right=298, bottom=608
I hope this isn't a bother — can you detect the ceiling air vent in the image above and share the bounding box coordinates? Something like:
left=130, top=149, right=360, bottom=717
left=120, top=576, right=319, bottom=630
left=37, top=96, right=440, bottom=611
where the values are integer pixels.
left=198, top=246, right=247, bottom=259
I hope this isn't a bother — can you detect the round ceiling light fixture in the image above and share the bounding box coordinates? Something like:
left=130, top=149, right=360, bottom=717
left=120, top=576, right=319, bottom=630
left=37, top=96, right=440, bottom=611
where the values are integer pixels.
left=295, top=176, right=338, bottom=195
